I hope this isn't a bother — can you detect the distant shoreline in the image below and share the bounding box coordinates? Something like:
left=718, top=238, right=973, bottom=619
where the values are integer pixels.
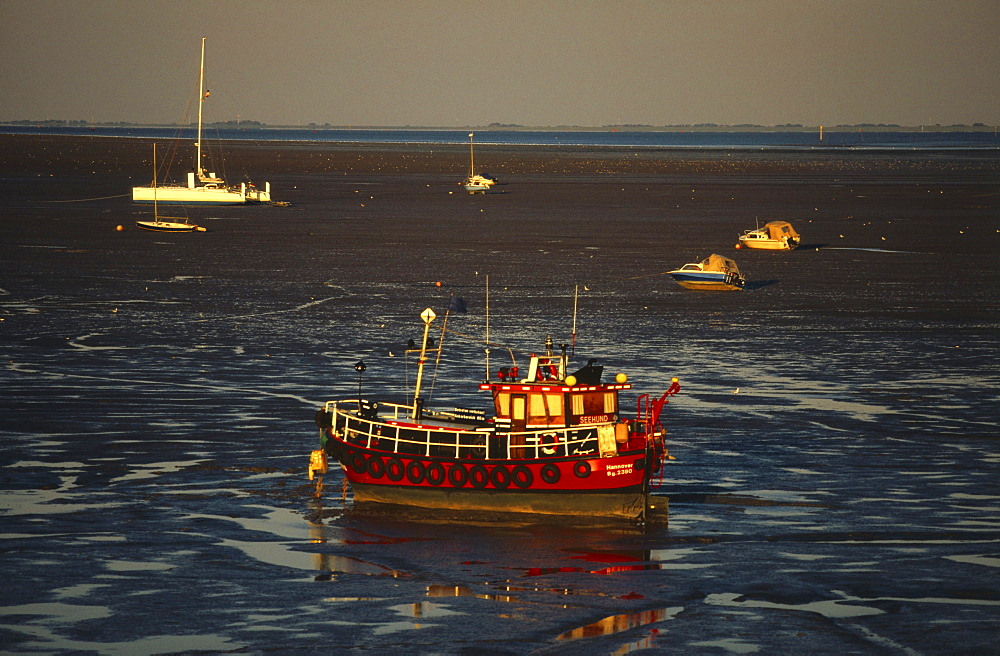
left=1, top=120, right=997, bottom=133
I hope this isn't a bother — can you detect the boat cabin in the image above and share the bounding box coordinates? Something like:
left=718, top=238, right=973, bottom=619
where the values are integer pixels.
left=479, top=354, right=630, bottom=434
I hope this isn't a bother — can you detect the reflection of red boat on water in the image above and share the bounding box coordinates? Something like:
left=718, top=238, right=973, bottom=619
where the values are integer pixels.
left=310, top=304, right=680, bottom=522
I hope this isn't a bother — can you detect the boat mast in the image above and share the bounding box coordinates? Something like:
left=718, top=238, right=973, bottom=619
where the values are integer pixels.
left=152, top=143, right=158, bottom=221
left=412, top=307, right=436, bottom=419
left=484, top=275, right=490, bottom=382
left=195, top=37, right=206, bottom=178
left=468, top=132, right=475, bottom=178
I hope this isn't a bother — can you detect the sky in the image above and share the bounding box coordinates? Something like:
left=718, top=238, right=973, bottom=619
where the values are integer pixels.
left=2, top=0, right=998, bottom=128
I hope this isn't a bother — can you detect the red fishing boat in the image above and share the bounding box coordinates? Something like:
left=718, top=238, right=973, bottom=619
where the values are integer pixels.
left=309, top=306, right=680, bottom=522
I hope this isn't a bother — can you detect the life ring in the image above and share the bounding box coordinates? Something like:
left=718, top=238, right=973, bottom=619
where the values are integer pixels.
left=448, top=463, right=469, bottom=487
left=540, top=433, right=560, bottom=456
left=469, top=464, right=489, bottom=489
left=490, top=466, right=511, bottom=489
left=540, top=463, right=561, bottom=484
left=573, top=460, right=592, bottom=479
left=350, top=452, right=367, bottom=474
left=511, top=465, right=533, bottom=489
left=406, top=460, right=427, bottom=484
left=536, top=364, right=558, bottom=381
left=367, top=456, right=385, bottom=479
left=425, top=462, right=446, bottom=486
left=385, top=458, right=405, bottom=482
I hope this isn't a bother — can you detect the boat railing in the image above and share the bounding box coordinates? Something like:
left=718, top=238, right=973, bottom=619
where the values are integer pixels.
left=324, top=399, right=412, bottom=420
left=324, top=400, right=600, bottom=460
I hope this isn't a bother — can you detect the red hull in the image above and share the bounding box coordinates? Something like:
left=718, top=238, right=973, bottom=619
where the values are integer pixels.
left=325, top=435, right=659, bottom=520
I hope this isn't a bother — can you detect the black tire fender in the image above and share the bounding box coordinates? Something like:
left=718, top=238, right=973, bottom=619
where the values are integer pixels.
left=511, top=465, right=533, bottom=489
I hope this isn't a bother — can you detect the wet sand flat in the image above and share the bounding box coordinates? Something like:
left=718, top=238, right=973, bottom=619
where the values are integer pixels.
left=0, top=134, right=998, bottom=654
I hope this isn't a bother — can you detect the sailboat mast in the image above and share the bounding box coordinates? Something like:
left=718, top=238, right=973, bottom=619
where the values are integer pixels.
left=468, top=132, right=475, bottom=177
left=195, top=37, right=206, bottom=177
left=152, top=143, right=158, bottom=219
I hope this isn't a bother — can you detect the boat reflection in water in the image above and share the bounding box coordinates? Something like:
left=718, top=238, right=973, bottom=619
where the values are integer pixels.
left=555, top=606, right=683, bottom=645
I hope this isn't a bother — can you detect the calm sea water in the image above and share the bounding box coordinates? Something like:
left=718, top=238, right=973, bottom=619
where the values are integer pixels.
left=3, top=125, right=999, bottom=150
left=0, top=143, right=997, bottom=654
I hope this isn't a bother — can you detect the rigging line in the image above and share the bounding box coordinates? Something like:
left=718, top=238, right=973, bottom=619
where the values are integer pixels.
left=623, top=270, right=672, bottom=281
left=46, top=194, right=132, bottom=203
left=205, top=124, right=230, bottom=182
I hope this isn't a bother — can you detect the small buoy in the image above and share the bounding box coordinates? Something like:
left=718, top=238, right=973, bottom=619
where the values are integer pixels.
left=734, top=243, right=741, bottom=249
left=434, top=281, right=442, bottom=287
left=115, top=225, right=123, bottom=232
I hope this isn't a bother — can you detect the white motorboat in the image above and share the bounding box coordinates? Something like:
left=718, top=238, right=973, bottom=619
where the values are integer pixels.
left=737, top=220, right=800, bottom=250
left=668, top=254, right=745, bottom=291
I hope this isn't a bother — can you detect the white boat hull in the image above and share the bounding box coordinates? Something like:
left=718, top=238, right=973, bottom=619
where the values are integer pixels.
left=136, top=220, right=206, bottom=232
left=669, top=271, right=744, bottom=291
left=738, top=236, right=796, bottom=250
left=132, top=183, right=270, bottom=205
left=738, top=222, right=800, bottom=250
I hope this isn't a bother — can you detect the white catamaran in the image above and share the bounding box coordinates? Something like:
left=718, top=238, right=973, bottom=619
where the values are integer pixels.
left=132, top=38, right=271, bottom=205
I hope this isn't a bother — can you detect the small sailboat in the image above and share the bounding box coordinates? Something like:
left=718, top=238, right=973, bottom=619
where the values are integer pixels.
left=462, top=132, right=495, bottom=194
left=668, top=254, right=745, bottom=291
left=136, top=144, right=206, bottom=233
left=131, top=38, right=271, bottom=205
left=737, top=220, right=800, bottom=250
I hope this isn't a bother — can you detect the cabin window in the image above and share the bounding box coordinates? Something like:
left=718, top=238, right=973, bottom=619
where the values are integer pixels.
left=545, top=393, right=562, bottom=416
left=604, top=392, right=617, bottom=413
left=495, top=392, right=510, bottom=417
left=529, top=393, right=563, bottom=423
left=571, top=394, right=584, bottom=415
left=529, top=394, right=546, bottom=417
